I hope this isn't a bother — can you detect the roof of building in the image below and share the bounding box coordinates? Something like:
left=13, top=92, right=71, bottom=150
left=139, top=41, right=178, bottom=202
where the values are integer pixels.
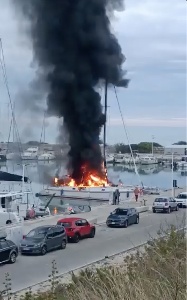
left=165, top=145, right=187, bottom=149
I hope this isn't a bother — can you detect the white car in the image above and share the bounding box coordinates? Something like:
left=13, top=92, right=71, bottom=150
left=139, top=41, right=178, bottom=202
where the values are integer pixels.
left=175, top=192, right=187, bottom=208
left=152, top=197, right=179, bottom=214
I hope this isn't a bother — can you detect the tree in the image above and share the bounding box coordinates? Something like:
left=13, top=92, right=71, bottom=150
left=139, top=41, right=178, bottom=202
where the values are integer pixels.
left=115, top=142, right=163, bottom=153
left=173, top=141, right=187, bottom=145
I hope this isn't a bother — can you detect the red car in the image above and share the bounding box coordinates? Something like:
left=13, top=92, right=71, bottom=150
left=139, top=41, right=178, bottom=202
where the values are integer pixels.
left=57, top=217, right=96, bottom=243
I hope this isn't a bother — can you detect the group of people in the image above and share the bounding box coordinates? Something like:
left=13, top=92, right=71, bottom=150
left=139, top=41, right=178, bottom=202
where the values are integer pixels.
left=112, top=189, right=120, bottom=205
left=112, top=186, right=142, bottom=205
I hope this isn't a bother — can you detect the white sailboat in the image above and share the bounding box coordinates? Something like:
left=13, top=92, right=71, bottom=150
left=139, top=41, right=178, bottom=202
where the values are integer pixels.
left=21, top=146, right=39, bottom=160
left=177, top=156, right=187, bottom=169
left=139, top=155, right=158, bottom=165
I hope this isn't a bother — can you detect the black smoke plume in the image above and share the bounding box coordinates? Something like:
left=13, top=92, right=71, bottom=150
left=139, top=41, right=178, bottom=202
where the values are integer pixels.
left=13, top=0, right=129, bottom=184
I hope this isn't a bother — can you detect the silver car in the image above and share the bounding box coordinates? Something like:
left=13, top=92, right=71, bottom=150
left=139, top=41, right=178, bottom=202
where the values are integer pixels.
left=175, top=192, right=187, bottom=208
left=152, top=197, right=179, bottom=213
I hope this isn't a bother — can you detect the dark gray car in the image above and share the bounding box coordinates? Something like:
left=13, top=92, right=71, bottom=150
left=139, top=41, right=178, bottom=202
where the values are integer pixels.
left=20, top=225, right=67, bottom=255
left=106, top=208, right=139, bottom=228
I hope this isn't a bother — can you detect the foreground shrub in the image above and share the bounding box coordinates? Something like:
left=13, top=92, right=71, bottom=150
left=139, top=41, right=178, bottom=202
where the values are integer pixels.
left=2, top=225, right=187, bottom=300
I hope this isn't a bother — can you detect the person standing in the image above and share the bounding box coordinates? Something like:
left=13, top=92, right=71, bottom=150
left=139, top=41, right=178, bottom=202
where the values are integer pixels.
left=134, top=186, right=139, bottom=202
left=116, top=189, right=120, bottom=204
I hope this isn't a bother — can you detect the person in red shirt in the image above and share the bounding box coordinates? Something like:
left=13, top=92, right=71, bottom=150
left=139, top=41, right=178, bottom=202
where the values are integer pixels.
left=134, top=187, right=139, bottom=202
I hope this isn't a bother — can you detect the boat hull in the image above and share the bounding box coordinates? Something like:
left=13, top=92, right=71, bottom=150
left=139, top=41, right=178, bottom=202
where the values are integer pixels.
left=140, top=161, right=158, bottom=165
left=38, top=186, right=134, bottom=202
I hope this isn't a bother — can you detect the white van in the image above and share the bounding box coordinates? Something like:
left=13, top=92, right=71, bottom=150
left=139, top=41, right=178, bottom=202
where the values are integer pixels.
left=0, top=210, right=22, bottom=227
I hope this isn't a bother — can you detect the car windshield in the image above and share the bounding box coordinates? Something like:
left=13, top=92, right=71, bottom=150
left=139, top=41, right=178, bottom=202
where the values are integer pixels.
left=176, top=194, right=187, bottom=199
left=26, top=228, right=49, bottom=238
left=57, top=222, right=71, bottom=228
left=113, top=209, right=128, bottom=215
left=154, top=198, right=168, bottom=203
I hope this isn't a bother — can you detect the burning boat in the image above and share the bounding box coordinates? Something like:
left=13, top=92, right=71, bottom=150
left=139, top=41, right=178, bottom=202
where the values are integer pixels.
left=38, top=164, right=134, bottom=202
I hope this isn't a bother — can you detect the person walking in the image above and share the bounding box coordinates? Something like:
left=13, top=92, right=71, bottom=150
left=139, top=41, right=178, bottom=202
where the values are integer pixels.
left=134, top=186, right=139, bottom=202
left=116, top=189, right=120, bottom=204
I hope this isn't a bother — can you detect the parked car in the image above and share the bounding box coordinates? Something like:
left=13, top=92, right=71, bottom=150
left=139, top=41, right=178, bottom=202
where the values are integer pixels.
left=57, top=217, right=95, bottom=243
left=152, top=197, right=179, bottom=213
left=20, top=225, right=67, bottom=255
left=0, top=232, right=18, bottom=264
left=175, top=192, right=187, bottom=208
left=106, top=208, right=139, bottom=228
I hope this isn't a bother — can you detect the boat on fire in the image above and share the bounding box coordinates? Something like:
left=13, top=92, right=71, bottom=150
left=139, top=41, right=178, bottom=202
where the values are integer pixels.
left=38, top=81, right=136, bottom=203
left=38, top=174, right=134, bottom=202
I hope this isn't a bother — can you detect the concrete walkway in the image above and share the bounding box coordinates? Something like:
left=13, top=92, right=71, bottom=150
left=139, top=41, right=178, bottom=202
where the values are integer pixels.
left=23, top=187, right=185, bottom=234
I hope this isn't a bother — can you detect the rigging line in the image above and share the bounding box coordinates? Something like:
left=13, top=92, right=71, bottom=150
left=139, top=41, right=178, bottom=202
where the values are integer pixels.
left=0, top=39, right=22, bottom=154
left=113, top=85, right=144, bottom=188
left=6, top=117, right=13, bottom=155
left=0, top=39, right=32, bottom=185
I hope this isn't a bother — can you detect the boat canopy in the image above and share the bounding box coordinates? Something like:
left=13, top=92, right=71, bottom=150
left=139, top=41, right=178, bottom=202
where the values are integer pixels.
left=0, top=171, right=29, bottom=183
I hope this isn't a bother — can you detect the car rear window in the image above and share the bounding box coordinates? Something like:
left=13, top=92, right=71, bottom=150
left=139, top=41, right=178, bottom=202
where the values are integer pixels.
left=154, top=198, right=168, bottom=203
left=113, top=209, right=128, bottom=215
left=57, top=222, right=72, bottom=228
left=27, top=228, right=49, bottom=238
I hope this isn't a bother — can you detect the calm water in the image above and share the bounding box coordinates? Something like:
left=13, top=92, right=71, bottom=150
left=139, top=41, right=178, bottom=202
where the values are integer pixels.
left=0, top=161, right=186, bottom=192
left=0, top=160, right=186, bottom=210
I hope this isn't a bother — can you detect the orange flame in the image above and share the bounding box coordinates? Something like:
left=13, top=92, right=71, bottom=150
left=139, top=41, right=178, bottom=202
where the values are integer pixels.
left=53, top=164, right=109, bottom=188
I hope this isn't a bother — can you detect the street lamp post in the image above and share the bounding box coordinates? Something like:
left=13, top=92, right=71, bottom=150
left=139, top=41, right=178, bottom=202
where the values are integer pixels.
left=17, top=163, right=30, bottom=208
left=171, top=152, right=174, bottom=197
left=17, top=163, right=30, bottom=193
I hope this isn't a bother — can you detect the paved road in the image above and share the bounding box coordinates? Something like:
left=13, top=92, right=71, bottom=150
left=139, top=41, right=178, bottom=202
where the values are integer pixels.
left=0, top=210, right=186, bottom=293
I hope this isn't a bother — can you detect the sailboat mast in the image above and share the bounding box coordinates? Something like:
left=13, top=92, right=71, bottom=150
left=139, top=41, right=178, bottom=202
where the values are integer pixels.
left=103, top=79, right=108, bottom=167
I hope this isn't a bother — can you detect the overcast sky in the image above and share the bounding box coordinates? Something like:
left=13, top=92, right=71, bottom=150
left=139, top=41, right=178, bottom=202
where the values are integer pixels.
left=0, top=0, right=186, bottom=146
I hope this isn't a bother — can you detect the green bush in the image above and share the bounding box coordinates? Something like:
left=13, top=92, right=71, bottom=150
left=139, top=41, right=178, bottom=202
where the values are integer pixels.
left=2, top=226, right=186, bottom=300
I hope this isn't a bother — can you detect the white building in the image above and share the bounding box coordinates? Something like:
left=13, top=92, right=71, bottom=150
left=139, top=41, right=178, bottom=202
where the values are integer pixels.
left=164, top=145, right=187, bottom=155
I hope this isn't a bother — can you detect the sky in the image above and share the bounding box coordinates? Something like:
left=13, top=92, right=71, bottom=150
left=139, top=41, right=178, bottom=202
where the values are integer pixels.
left=0, top=0, right=186, bottom=146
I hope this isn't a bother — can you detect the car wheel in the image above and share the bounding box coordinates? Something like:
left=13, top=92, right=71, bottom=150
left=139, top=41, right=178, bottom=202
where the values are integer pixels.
left=176, top=205, right=179, bottom=211
left=9, top=252, right=16, bottom=264
left=167, top=207, right=171, bottom=214
left=135, top=216, right=139, bottom=224
left=152, top=208, right=156, bottom=213
left=6, top=220, right=12, bottom=225
left=89, top=228, right=95, bottom=238
left=124, top=220, right=128, bottom=228
left=74, top=233, right=80, bottom=243
left=60, top=240, right=67, bottom=250
left=41, top=245, right=47, bottom=255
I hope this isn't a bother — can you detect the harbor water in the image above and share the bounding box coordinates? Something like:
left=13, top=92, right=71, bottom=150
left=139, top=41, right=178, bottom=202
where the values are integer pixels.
left=0, top=161, right=186, bottom=210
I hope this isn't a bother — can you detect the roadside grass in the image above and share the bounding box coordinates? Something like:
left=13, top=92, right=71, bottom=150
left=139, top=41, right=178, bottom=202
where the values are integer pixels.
left=1, top=224, right=186, bottom=300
